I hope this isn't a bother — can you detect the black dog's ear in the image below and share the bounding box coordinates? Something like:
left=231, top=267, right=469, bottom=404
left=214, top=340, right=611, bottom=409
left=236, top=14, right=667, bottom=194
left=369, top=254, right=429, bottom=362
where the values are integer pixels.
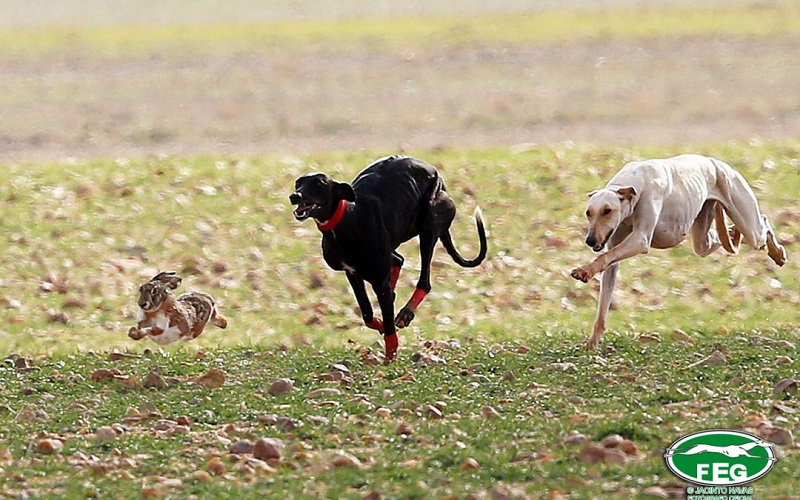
left=332, top=181, right=356, bottom=202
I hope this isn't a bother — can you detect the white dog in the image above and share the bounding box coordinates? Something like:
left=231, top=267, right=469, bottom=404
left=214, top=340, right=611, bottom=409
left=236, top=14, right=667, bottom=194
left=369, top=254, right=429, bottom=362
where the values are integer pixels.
left=571, top=154, right=787, bottom=349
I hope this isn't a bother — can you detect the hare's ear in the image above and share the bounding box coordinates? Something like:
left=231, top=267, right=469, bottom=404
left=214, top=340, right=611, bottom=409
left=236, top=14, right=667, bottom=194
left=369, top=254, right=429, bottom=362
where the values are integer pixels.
left=152, top=271, right=182, bottom=290
left=332, top=181, right=355, bottom=202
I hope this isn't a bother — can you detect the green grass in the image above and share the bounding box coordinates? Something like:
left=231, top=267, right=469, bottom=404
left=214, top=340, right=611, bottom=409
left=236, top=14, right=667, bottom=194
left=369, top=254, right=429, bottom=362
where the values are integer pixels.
left=0, top=143, right=798, bottom=497
left=2, top=3, right=800, bottom=57
left=1, top=335, right=798, bottom=498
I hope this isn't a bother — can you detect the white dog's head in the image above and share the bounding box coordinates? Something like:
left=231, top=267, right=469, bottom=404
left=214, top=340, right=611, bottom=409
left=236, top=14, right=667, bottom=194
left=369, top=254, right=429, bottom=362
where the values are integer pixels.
left=583, top=186, right=637, bottom=252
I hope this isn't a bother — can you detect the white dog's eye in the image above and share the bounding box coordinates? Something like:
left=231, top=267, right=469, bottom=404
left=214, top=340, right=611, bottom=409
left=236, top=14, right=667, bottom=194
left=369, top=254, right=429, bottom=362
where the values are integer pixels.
left=602, top=208, right=612, bottom=216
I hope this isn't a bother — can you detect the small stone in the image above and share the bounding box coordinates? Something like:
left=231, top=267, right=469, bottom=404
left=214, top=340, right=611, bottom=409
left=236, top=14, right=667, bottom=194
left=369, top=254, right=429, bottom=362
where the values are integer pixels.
left=331, top=452, right=361, bottom=469
left=195, top=470, right=214, bottom=482
left=154, top=419, right=176, bottom=431
left=277, top=417, right=299, bottom=430
left=707, top=350, right=727, bottom=366
left=14, top=358, right=34, bottom=370
left=619, top=439, right=638, bottom=456
left=424, top=405, right=443, bottom=419
left=395, top=422, right=414, bottom=436
left=563, top=433, right=589, bottom=446
left=253, top=438, right=282, bottom=461
left=775, top=356, right=793, bottom=366
left=143, top=372, right=168, bottom=390
left=600, top=434, right=624, bottom=448
left=140, top=486, right=162, bottom=499
left=329, top=363, right=350, bottom=374
left=760, top=426, right=794, bottom=446
left=578, top=444, right=607, bottom=464
left=460, top=458, right=480, bottom=471
left=671, top=329, right=695, bottom=343
left=90, top=369, right=121, bottom=382
left=206, top=457, right=225, bottom=476
left=482, top=406, right=501, bottom=419
left=511, top=451, right=538, bottom=462
left=258, top=414, right=278, bottom=426
left=603, top=447, right=627, bottom=464
left=35, top=438, right=64, bottom=454
left=229, top=439, right=254, bottom=454
left=774, top=378, right=798, bottom=396
left=267, top=378, right=294, bottom=396
left=305, top=388, right=342, bottom=399
left=196, top=368, right=226, bottom=389
left=308, top=415, right=329, bottom=427
left=95, top=426, right=117, bottom=442
left=641, top=486, right=669, bottom=498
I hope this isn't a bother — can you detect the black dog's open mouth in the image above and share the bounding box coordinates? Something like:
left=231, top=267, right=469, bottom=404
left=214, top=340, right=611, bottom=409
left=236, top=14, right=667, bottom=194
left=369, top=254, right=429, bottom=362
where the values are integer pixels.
left=293, top=202, right=319, bottom=220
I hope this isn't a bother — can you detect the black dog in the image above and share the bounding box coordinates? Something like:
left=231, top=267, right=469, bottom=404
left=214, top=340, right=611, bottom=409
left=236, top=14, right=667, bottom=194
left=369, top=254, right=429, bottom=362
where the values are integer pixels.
left=290, top=155, right=487, bottom=361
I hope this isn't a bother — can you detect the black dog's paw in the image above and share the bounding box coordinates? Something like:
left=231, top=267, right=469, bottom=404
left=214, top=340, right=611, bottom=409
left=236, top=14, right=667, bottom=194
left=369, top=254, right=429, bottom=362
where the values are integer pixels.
left=395, top=308, right=415, bottom=329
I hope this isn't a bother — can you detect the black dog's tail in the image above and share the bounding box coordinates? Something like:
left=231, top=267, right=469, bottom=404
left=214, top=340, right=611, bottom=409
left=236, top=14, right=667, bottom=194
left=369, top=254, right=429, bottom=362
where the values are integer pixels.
left=440, top=207, right=487, bottom=268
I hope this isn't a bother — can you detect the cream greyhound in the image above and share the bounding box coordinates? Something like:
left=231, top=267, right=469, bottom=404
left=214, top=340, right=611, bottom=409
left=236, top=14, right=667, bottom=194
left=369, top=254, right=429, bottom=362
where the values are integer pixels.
left=571, top=154, right=787, bottom=349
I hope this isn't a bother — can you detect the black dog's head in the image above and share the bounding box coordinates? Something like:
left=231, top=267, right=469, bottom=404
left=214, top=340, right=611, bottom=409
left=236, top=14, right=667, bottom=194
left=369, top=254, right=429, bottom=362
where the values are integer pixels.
left=290, top=173, right=355, bottom=222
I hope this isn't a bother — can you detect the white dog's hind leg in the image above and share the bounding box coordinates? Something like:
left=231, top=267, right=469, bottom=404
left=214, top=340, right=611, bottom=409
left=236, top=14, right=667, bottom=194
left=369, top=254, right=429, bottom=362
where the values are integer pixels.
left=588, top=262, right=619, bottom=349
left=692, top=200, right=724, bottom=257
left=763, top=214, right=787, bottom=266
left=711, top=159, right=786, bottom=265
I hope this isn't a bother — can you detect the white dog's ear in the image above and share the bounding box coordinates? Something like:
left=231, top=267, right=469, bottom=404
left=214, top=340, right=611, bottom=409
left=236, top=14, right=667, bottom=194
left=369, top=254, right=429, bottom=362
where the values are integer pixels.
left=616, top=186, right=637, bottom=202
left=586, top=190, right=599, bottom=199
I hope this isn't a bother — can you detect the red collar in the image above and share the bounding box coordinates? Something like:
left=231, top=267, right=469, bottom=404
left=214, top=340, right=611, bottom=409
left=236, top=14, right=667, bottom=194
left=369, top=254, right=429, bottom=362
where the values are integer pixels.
left=316, top=200, right=349, bottom=231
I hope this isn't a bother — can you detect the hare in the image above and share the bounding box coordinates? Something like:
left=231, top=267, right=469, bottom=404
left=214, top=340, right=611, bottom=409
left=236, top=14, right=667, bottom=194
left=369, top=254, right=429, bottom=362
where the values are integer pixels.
left=128, top=271, right=228, bottom=345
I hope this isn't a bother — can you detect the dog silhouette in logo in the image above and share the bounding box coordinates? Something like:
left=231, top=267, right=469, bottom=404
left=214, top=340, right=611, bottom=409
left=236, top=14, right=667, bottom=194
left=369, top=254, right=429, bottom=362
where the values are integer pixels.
left=665, top=439, right=776, bottom=461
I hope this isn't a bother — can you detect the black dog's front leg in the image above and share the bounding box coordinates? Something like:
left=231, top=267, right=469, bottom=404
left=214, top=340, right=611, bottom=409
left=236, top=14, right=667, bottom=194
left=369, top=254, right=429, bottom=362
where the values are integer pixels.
left=371, top=278, right=398, bottom=362
left=346, top=273, right=383, bottom=333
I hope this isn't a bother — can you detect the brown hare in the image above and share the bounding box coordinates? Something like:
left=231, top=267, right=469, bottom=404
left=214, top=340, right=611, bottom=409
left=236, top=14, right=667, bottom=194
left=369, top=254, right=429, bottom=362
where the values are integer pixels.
left=128, top=271, right=228, bottom=345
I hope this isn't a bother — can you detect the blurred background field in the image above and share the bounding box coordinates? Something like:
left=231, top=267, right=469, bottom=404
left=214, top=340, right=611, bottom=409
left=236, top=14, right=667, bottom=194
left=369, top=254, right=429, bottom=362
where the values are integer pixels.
left=0, top=0, right=799, bottom=163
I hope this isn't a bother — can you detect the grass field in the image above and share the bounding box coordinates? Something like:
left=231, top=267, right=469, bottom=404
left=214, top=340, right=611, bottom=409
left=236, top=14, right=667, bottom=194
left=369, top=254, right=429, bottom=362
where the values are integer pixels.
left=1, top=1, right=799, bottom=498
left=1, top=144, right=798, bottom=498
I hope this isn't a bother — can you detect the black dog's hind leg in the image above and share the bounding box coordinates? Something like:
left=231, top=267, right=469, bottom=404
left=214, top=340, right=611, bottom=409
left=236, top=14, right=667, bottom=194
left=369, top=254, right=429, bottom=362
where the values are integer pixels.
left=346, top=273, right=384, bottom=333
left=390, top=252, right=404, bottom=292
left=396, top=192, right=456, bottom=328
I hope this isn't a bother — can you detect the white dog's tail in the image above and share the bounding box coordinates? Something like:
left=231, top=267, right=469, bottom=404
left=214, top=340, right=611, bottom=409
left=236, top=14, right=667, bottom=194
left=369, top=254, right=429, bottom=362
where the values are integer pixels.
left=715, top=202, right=742, bottom=255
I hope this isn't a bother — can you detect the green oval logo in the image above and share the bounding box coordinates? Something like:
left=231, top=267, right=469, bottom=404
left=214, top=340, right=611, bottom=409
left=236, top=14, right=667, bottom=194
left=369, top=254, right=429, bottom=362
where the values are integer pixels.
left=665, top=429, right=776, bottom=486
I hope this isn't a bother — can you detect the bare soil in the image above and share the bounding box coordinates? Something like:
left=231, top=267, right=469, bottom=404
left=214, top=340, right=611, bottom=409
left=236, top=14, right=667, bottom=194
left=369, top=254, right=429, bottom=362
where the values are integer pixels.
left=1, top=34, right=799, bottom=164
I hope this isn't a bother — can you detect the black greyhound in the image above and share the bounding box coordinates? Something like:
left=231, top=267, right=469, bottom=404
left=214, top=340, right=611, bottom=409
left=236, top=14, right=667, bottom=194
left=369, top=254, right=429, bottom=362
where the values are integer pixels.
left=290, top=155, right=487, bottom=361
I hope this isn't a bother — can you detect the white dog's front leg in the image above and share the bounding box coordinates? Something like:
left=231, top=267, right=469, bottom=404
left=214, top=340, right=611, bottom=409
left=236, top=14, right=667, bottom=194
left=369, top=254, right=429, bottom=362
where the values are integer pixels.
left=587, top=262, right=619, bottom=349
left=572, top=233, right=650, bottom=282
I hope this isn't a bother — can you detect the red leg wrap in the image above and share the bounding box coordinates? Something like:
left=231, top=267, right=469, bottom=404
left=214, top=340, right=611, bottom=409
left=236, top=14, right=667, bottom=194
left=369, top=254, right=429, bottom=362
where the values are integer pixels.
left=390, top=266, right=402, bottom=291
left=405, top=288, right=428, bottom=312
left=384, top=333, right=398, bottom=362
left=365, top=318, right=385, bottom=333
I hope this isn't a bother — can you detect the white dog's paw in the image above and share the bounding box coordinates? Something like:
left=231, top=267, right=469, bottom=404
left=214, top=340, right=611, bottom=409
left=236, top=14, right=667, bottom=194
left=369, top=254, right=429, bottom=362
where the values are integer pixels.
left=570, top=267, right=593, bottom=283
